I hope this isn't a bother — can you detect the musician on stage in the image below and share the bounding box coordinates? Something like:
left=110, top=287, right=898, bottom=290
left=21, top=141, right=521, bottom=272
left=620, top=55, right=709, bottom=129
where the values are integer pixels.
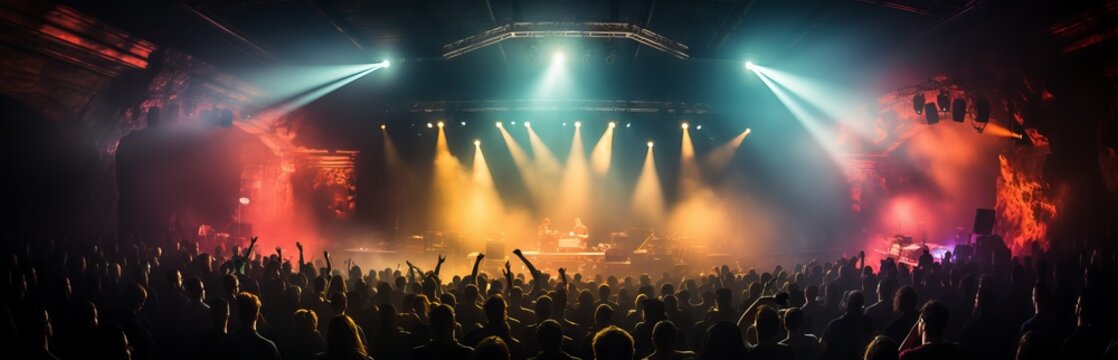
left=571, top=218, right=588, bottom=237
left=538, top=218, right=552, bottom=237
left=571, top=218, right=589, bottom=249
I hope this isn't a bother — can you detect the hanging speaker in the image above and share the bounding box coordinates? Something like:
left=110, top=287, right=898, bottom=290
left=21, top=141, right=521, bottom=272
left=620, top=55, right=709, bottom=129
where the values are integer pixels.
left=974, top=98, right=990, bottom=123
left=937, top=91, right=950, bottom=112
left=913, top=94, right=925, bottom=115
left=952, top=99, right=966, bottom=122
left=924, top=103, right=939, bottom=124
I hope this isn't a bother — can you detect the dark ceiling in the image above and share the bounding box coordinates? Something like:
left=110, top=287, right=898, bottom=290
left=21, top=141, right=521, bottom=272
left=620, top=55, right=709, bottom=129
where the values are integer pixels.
left=62, top=1, right=976, bottom=71
left=58, top=0, right=1118, bottom=108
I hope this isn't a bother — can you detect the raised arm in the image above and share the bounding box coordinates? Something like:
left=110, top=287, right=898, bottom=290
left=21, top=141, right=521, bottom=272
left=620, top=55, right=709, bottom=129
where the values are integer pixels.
left=244, top=236, right=258, bottom=261
left=434, top=254, right=447, bottom=277
left=512, top=249, right=545, bottom=293
left=470, top=253, right=485, bottom=287
left=558, top=267, right=570, bottom=293
left=296, top=241, right=306, bottom=268
left=502, top=261, right=513, bottom=295
left=324, top=250, right=333, bottom=276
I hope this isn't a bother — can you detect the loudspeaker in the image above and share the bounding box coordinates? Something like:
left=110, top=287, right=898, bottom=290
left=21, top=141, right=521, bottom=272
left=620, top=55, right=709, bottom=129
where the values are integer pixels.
left=913, top=94, right=925, bottom=115
left=973, top=208, right=995, bottom=235
left=975, top=99, right=990, bottom=123
left=924, top=103, right=939, bottom=124
left=952, top=99, right=967, bottom=122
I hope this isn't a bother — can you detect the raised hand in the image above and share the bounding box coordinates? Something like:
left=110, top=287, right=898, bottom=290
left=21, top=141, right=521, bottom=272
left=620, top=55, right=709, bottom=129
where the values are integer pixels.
left=504, top=261, right=511, bottom=274
left=512, top=248, right=523, bottom=256
left=296, top=241, right=303, bottom=251
left=250, top=236, right=259, bottom=245
left=477, top=253, right=486, bottom=261
left=438, top=255, right=447, bottom=264
left=276, top=246, right=282, bottom=255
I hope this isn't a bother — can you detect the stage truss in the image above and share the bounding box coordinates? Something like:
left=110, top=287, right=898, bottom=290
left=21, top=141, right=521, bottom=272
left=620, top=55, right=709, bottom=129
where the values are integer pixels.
left=442, top=22, right=690, bottom=60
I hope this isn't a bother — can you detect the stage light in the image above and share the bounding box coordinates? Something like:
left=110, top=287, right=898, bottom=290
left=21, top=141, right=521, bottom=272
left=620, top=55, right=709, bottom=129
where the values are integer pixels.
left=496, top=121, right=503, bottom=128
left=524, top=121, right=531, bottom=128
left=608, top=122, right=616, bottom=129
left=427, top=122, right=434, bottom=128
left=474, top=139, right=481, bottom=146
left=937, top=90, right=950, bottom=112
left=745, top=60, right=755, bottom=70
left=681, top=122, right=689, bottom=130
left=696, top=124, right=702, bottom=130
left=437, top=121, right=445, bottom=128
left=239, top=197, right=251, bottom=205
left=380, top=124, right=386, bottom=130
left=511, top=121, right=517, bottom=126
left=575, top=121, right=582, bottom=128
left=647, top=141, right=654, bottom=148
left=380, top=59, right=390, bottom=68
left=553, top=52, right=565, bottom=65
left=626, top=123, right=631, bottom=128
left=913, top=94, right=925, bottom=115
left=746, top=128, right=752, bottom=134
left=563, top=122, right=568, bottom=126
left=460, top=121, right=466, bottom=126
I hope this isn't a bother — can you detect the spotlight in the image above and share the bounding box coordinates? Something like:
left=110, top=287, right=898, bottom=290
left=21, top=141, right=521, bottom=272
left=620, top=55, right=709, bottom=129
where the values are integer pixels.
left=574, top=121, right=582, bottom=128
left=496, top=122, right=504, bottom=128
left=474, top=139, right=481, bottom=146
left=608, top=122, right=616, bottom=129
left=746, top=128, right=752, bottom=134
left=647, top=141, right=654, bottom=148
left=974, top=98, right=990, bottom=123
left=380, top=59, right=391, bottom=68
left=913, top=94, right=925, bottom=115
left=745, top=60, right=755, bottom=70
left=681, top=122, right=689, bottom=130
left=951, top=99, right=967, bottom=122
left=239, top=197, right=251, bottom=205
left=524, top=121, right=531, bottom=128
left=552, top=52, right=565, bottom=65
left=923, top=103, right=939, bottom=124
left=626, top=123, right=631, bottom=128
left=460, top=121, right=466, bottom=126
left=427, top=122, right=434, bottom=128
left=696, top=124, right=702, bottom=130
left=563, top=122, right=568, bottom=126
left=437, top=121, right=445, bottom=128
left=380, top=124, right=386, bottom=131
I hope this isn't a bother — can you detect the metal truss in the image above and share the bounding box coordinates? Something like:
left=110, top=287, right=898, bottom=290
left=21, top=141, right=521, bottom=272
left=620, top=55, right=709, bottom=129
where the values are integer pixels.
left=386, top=99, right=711, bottom=114
left=442, top=22, right=690, bottom=60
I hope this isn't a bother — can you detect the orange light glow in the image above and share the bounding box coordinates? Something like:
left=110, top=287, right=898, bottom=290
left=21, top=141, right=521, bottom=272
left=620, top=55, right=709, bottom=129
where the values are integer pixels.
left=678, top=127, right=701, bottom=196
left=631, top=145, right=664, bottom=224
left=590, top=125, right=615, bottom=175
left=995, top=154, right=1057, bottom=252
left=702, top=128, right=751, bottom=172
left=983, top=122, right=1022, bottom=138
left=557, top=128, right=590, bottom=222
